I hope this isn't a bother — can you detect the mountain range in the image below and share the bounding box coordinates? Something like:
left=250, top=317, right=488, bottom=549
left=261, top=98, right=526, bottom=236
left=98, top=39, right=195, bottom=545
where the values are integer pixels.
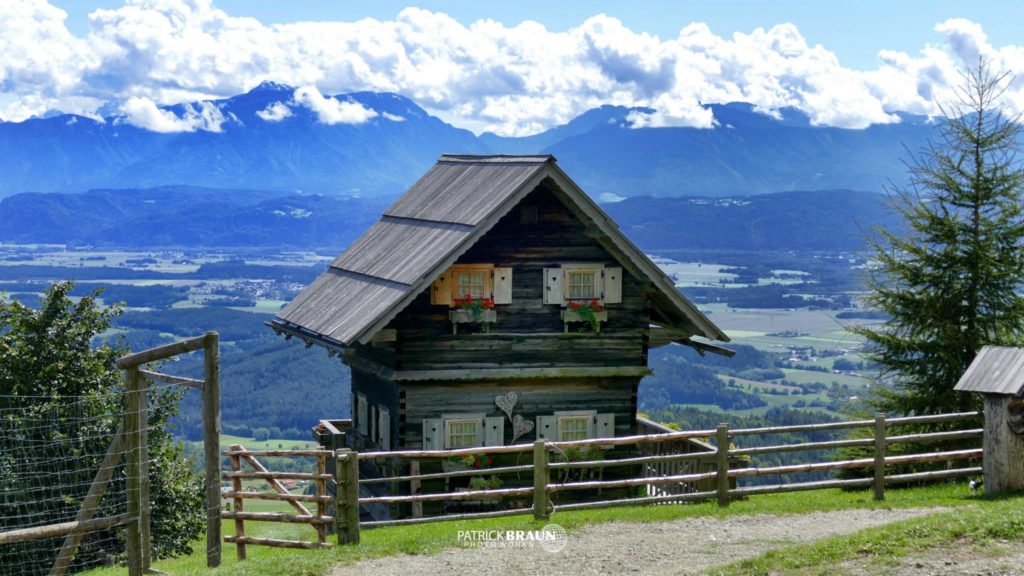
left=0, top=82, right=940, bottom=200
left=0, top=186, right=894, bottom=253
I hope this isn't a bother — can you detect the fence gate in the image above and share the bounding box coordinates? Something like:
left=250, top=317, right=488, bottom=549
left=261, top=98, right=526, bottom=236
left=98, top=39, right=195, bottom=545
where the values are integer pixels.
left=222, top=445, right=334, bottom=556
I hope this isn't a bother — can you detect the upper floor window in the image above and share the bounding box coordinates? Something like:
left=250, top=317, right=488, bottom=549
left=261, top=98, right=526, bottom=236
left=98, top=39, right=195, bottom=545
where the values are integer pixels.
left=566, top=269, right=599, bottom=300
left=456, top=269, right=489, bottom=299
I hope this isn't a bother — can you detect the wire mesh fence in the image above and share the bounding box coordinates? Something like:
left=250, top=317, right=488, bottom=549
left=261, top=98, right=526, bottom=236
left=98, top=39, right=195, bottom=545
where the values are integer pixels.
left=0, top=385, right=180, bottom=576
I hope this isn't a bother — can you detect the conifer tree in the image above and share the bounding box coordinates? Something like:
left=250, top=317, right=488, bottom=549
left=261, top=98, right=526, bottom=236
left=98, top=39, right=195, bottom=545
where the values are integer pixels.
left=854, top=60, right=1024, bottom=416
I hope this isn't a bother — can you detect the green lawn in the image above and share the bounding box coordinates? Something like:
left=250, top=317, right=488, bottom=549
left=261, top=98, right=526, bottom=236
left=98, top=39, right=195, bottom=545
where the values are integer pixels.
left=715, top=491, right=1024, bottom=575
left=220, top=434, right=318, bottom=452
left=82, top=484, right=1000, bottom=576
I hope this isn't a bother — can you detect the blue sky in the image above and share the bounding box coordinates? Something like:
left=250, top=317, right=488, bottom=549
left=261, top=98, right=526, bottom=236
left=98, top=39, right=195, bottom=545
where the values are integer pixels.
left=51, top=0, right=1023, bottom=71
left=6, top=1, right=1024, bottom=135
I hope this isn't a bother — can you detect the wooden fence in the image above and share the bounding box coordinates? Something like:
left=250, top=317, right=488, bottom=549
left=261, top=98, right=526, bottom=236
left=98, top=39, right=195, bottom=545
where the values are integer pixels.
left=0, top=332, right=222, bottom=576
left=214, top=410, right=982, bottom=553
left=330, top=410, right=982, bottom=543
left=221, top=445, right=335, bottom=557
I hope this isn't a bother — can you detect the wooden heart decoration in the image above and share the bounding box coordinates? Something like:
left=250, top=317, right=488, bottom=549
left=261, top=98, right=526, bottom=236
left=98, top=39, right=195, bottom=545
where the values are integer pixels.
left=511, top=414, right=534, bottom=443
left=495, top=391, right=518, bottom=420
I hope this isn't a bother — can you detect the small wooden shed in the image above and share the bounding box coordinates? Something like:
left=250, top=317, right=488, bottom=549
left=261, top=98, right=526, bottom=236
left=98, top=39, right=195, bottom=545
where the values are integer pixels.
left=954, top=346, right=1024, bottom=494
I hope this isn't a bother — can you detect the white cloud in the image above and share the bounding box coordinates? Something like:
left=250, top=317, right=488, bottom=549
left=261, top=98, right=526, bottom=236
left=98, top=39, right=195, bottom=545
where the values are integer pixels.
left=256, top=101, right=291, bottom=122
left=0, top=2, right=1022, bottom=135
left=120, top=96, right=227, bottom=132
left=292, top=86, right=377, bottom=125
left=382, top=112, right=405, bottom=122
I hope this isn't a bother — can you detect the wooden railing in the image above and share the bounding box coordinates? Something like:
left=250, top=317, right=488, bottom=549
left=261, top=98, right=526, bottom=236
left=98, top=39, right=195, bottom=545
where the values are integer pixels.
left=221, top=445, right=335, bottom=558
left=219, top=410, right=983, bottom=549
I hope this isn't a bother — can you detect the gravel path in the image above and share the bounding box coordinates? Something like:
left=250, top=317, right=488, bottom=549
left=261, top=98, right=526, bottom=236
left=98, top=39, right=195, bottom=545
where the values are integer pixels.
left=331, top=508, right=944, bottom=576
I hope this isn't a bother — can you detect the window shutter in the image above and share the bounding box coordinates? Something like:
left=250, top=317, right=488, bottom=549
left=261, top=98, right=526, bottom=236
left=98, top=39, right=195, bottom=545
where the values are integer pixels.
left=493, top=267, right=513, bottom=304
left=422, top=418, right=443, bottom=450
left=483, top=416, right=505, bottom=447
left=430, top=271, right=453, bottom=306
left=543, top=268, right=564, bottom=305
left=357, top=393, right=368, bottom=435
left=603, top=267, right=622, bottom=304
left=370, top=405, right=378, bottom=441
left=378, top=407, right=391, bottom=450
left=536, top=415, right=557, bottom=440
left=594, top=413, right=615, bottom=439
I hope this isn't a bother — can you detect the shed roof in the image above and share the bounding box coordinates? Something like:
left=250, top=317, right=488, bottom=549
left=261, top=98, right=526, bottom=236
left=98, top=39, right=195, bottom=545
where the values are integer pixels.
left=271, top=154, right=727, bottom=348
left=954, top=346, right=1024, bottom=396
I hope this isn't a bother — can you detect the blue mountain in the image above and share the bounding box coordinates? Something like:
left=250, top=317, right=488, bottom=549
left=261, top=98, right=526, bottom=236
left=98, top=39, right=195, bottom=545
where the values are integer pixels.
left=0, top=83, right=941, bottom=199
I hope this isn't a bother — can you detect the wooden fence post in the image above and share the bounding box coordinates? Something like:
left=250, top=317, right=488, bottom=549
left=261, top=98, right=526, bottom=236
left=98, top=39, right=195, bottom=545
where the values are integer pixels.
left=873, top=413, right=886, bottom=501
left=124, top=367, right=144, bottom=576
left=533, top=440, right=550, bottom=520
left=716, top=423, right=730, bottom=508
left=336, top=449, right=360, bottom=545
left=229, top=447, right=245, bottom=561
left=315, top=453, right=327, bottom=547
left=203, top=331, right=222, bottom=567
left=409, top=461, right=423, bottom=519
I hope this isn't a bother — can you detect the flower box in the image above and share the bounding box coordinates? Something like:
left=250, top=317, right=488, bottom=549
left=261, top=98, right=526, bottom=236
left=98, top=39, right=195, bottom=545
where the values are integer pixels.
left=449, top=309, right=497, bottom=324
left=449, top=308, right=497, bottom=334
left=561, top=309, right=608, bottom=332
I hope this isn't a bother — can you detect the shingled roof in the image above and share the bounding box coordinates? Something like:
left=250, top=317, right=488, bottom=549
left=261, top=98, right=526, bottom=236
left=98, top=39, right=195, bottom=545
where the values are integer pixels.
left=270, top=154, right=727, bottom=348
left=954, top=346, right=1024, bottom=396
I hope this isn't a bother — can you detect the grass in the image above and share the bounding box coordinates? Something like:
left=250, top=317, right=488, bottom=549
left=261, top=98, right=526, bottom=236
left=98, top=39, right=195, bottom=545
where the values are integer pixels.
left=82, top=483, right=990, bottom=576
left=220, top=434, right=317, bottom=452
left=714, top=491, right=1024, bottom=575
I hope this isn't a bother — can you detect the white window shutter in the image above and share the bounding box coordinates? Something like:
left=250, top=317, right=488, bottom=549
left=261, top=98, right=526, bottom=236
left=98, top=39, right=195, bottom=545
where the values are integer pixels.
left=378, top=407, right=391, bottom=450
left=483, top=416, right=505, bottom=446
left=493, top=267, right=513, bottom=304
left=430, top=271, right=453, bottom=306
left=543, top=268, right=564, bottom=305
left=594, top=413, right=615, bottom=439
left=357, top=393, right=368, bottom=435
left=536, top=415, right=557, bottom=440
left=422, top=418, right=443, bottom=450
left=603, top=267, right=622, bottom=304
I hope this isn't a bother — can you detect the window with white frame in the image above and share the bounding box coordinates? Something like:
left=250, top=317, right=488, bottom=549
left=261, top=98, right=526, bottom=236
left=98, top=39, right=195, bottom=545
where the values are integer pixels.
left=566, top=269, right=599, bottom=300
left=558, top=415, right=591, bottom=441
left=456, top=268, right=487, bottom=297
left=445, top=418, right=480, bottom=449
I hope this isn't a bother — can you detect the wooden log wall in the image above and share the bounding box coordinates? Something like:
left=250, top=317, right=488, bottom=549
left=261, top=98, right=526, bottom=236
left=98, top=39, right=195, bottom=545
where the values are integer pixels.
left=384, top=185, right=651, bottom=372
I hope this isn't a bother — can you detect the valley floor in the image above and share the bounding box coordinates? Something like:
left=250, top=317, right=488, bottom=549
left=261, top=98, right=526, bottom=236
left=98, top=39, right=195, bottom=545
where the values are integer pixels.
left=330, top=507, right=943, bottom=576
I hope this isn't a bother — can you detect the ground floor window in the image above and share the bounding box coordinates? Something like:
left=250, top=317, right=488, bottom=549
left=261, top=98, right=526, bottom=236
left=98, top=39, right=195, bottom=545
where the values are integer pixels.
left=445, top=419, right=480, bottom=449
left=558, top=415, right=591, bottom=441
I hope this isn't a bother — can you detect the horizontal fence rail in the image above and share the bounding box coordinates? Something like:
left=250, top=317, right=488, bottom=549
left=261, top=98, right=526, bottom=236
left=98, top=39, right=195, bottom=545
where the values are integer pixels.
left=220, top=410, right=983, bottom=550
left=340, top=411, right=983, bottom=533
left=222, top=445, right=334, bottom=559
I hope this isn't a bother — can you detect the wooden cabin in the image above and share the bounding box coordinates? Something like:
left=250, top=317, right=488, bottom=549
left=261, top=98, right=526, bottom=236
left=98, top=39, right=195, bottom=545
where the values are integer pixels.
left=269, top=154, right=731, bottom=514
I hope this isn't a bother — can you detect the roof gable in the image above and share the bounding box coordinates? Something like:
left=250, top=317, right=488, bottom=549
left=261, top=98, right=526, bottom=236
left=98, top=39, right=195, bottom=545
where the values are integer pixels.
left=273, top=154, right=727, bottom=347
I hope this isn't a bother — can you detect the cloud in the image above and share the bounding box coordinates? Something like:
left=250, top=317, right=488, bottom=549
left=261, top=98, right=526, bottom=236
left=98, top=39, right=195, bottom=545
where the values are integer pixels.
left=119, top=96, right=227, bottom=132
left=292, top=86, right=377, bottom=125
left=256, top=101, right=291, bottom=122
left=0, top=2, right=1022, bottom=135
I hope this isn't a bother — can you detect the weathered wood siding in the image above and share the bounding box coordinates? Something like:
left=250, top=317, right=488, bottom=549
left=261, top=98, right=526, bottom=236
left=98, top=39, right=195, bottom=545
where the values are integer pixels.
left=398, top=377, right=639, bottom=448
left=386, top=184, right=652, bottom=372
left=350, top=367, right=399, bottom=450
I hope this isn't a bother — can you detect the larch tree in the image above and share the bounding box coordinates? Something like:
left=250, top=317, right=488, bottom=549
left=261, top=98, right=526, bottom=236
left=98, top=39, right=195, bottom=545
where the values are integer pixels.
left=853, top=60, right=1024, bottom=417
